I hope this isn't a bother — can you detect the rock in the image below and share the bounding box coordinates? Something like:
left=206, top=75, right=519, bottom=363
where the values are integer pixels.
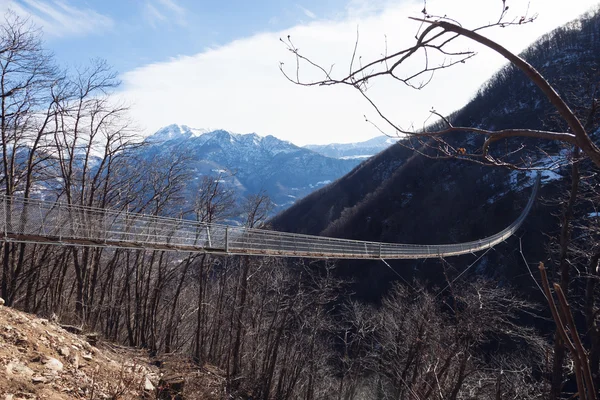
left=31, top=375, right=47, bottom=384
left=4, top=394, right=14, bottom=400
left=86, top=333, right=99, bottom=346
left=43, top=357, right=63, bottom=374
left=144, top=376, right=155, bottom=392
left=71, top=353, right=80, bottom=369
left=82, top=352, right=93, bottom=361
left=151, top=359, right=163, bottom=368
left=15, top=336, right=28, bottom=348
left=0, top=297, right=5, bottom=306
left=157, top=375, right=185, bottom=400
left=59, top=324, right=82, bottom=334
left=58, top=346, right=70, bottom=357
left=6, top=361, right=34, bottom=377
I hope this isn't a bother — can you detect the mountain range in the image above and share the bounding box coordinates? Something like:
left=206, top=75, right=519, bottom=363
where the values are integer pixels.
left=140, top=125, right=393, bottom=213
left=305, top=136, right=397, bottom=159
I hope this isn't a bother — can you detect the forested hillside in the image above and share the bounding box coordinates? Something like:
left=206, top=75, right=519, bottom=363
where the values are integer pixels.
left=271, top=7, right=600, bottom=297
left=271, top=7, right=600, bottom=399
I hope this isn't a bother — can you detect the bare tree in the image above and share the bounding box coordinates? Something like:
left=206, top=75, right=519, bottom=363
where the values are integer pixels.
left=231, top=192, right=274, bottom=379
left=280, top=5, right=600, bottom=170
left=0, top=11, right=59, bottom=305
left=339, top=280, right=547, bottom=400
left=191, top=174, right=236, bottom=361
left=48, top=59, right=140, bottom=322
left=192, top=173, right=237, bottom=223
left=0, top=11, right=56, bottom=196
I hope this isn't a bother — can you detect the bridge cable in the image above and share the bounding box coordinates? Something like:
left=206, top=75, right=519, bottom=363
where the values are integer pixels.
left=433, top=247, right=494, bottom=300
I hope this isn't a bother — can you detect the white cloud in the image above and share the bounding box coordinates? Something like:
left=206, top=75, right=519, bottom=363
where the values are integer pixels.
left=157, top=0, right=185, bottom=17
left=143, top=0, right=186, bottom=27
left=344, top=0, right=390, bottom=19
left=297, top=4, right=317, bottom=19
left=268, top=15, right=280, bottom=26
left=3, top=0, right=114, bottom=37
left=119, top=0, right=600, bottom=146
left=143, top=3, right=166, bottom=27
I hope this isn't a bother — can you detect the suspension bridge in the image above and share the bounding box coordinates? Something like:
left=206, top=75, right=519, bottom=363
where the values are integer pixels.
left=0, top=175, right=539, bottom=260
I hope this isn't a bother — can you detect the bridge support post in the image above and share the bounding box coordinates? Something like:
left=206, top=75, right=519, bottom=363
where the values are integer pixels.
left=2, top=196, right=7, bottom=238
left=57, top=203, right=62, bottom=241
left=378, top=243, right=382, bottom=258
left=39, top=203, right=45, bottom=235
left=206, top=225, right=212, bottom=248
left=103, top=213, right=108, bottom=244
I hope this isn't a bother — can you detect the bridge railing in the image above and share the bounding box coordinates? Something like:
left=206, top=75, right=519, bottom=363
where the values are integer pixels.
left=0, top=174, right=539, bottom=259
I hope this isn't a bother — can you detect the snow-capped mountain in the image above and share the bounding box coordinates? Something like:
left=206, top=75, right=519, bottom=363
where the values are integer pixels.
left=144, top=124, right=212, bottom=143
left=305, top=135, right=397, bottom=159
left=140, top=125, right=362, bottom=212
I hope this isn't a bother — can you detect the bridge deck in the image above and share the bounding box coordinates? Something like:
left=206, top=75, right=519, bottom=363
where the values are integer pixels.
left=0, top=176, right=539, bottom=260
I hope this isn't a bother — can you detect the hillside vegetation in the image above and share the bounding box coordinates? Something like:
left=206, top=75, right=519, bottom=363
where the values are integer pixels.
left=271, top=7, right=600, bottom=399
left=271, top=7, right=600, bottom=297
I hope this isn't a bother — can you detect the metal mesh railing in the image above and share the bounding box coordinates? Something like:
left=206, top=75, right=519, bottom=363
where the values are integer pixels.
left=0, top=175, right=539, bottom=259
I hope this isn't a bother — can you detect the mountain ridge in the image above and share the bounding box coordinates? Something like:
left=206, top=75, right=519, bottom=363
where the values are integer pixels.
left=140, top=124, right=364, bottom=213
left=304, top=135, right=397, bottom=158
left=270, top=8, right=600, bottom=299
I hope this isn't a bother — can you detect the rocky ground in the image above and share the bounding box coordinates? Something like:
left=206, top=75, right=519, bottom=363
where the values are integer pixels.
left=0, top=299, right=226, bottom=399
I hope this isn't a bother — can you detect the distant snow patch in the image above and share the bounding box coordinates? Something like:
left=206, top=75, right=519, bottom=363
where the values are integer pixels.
left=340, top=155, right=371, bottom=160
left=189, top=127, right=213, bottom=137
left=487, top=154, right=567, bottom=204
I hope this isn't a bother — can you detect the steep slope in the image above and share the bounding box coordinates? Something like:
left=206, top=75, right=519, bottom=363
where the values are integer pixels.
left=271, top=9, right=600, bottom=299
left=0, top=302, right=226, bottom=399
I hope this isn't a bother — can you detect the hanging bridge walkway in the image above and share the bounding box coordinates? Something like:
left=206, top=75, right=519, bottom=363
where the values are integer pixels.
left=0, top=176, right=539, bottom=260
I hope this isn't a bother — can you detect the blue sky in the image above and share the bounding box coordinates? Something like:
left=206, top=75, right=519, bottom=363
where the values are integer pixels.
left=9, top=0, right=351, bottom=73
left=1, top=0, right=599, bottom=145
